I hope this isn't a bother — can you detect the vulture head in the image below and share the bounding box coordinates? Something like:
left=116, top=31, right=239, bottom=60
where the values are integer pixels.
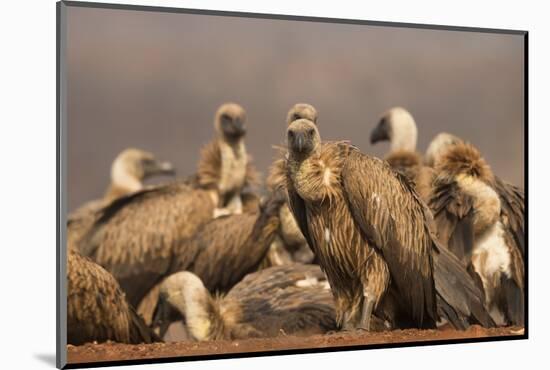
left=215, top=103, right=247, bottom=142
left=370, top=107, right=418, bottom=152
left=286, top=103, right=318, bottom=125
left=425, top=132, right=463, bottom=167
left=111, top=148, right=175, bottom=191
left=287, top=119, right=321, bottom=158
left=154, top=271, right=218, bottom=341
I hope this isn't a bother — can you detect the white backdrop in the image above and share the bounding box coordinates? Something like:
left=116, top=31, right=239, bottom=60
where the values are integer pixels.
left=0, top=0, right=544, bottom=368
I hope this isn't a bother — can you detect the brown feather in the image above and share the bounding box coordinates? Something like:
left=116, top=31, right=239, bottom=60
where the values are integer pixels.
left=156, top=265, right=335, bottom=341
left=79, top=181, right=215, bottom=307
left=435, top=141, right=495, bottom=186
left=495, top=177, right=525, bottom=256
left=186, top=191, right=285, bottom=293
left=67, top=249, right=160, bottom=345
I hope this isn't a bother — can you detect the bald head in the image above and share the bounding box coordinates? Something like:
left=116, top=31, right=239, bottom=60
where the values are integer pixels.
left=287, top=119, right=321, bottom=157
left=111, top=148, right=174, bottom=191
left=370, top=107, right=418, bottom=152
left=425, top=132, right=463, bottom=167
left=286, top=103, right=318, bottom=126
left=215, top=103, right=247, bottom=142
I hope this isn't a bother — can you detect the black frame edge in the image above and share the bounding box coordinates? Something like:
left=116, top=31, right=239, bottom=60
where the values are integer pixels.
left=61, top=0, right=527, bottom=35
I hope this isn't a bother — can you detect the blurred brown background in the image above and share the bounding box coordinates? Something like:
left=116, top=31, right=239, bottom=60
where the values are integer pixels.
left=67, top=6, right=524, bottom=212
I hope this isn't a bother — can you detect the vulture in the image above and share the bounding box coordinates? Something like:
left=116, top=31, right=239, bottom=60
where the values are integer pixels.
left=369, top=107, right=434, bottom=201
left=67, top=148, right=174, bottom=248
left=152, top=264, right=336, bottom=341
left=78, top=103, right=257, bottom=308
left=67, top=248, right=160, bottom=345
left=137, top=189, right=286, bottom=324
left=428, top=137, right=525, bottom=326
left=190, top=103, right=260, bottom=218
left=426, top=132, right=524, bottom=254
left=284, top=118, right=493, bottom=331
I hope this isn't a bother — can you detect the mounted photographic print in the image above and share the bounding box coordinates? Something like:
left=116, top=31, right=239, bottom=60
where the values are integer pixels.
left=56, top=1, right=527, bottom=368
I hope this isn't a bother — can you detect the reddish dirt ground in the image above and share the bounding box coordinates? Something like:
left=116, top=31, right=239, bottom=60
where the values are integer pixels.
left=67, top=326, right=524, bottom=365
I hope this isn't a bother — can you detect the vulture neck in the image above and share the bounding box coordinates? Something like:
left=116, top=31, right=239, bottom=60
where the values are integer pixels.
left=105, top=161, right=142, bottom=202
left=217, top=136, right=247, bottom=198
left=288, top=144, right=343, bottom=203
left=218, top=135, right=246, bottom=159
left=390, top=120, right=417, bottom=153
left=168, top=286, right=216, bottom=341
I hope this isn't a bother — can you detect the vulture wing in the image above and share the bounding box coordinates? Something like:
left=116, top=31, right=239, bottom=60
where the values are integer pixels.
left=286, top=180, right=317, bottom=253
left=429, top=179, right=476, bottom=264
left=495, top=177, right=525, bottom=256
left=341, top=148, right=437, bottom=327
left=79, top=181, right=213, bottom=307
left=67, top=250, right=161, bottom=345
left=226, top=265, right=335, bottom=338
left=189, top=190, right=283, bottom=293
left=188, top=214, right=265, bottom=293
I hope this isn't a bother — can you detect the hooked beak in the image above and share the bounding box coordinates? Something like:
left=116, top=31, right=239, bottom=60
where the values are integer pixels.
left=151, top=160, right=176, bottom=177
left=296, top=133, right=305, bottom=152
left=152, top=296, right=172, bottom=339
left=222, top=118, right=246, bottom=140
left=231, top=118, right=246, bottom=137
left=370, top=120, right=390, bottom=144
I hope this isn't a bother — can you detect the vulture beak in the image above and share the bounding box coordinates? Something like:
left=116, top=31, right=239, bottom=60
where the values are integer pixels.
left=222, top=117, right=246, bottom=139
left=152, top=296, right=172, bottom=339
left=296, top=132, right=306, bottom=152
left=157, top=160, right=176, bottom=175
left=147, top=160, right=176, bottom=177
left=370, top=119, right=390, bottom=144
left=232, top=117, right=246, bottom=136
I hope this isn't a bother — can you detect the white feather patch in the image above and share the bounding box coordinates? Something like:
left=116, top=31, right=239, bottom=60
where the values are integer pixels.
left=295, top=277, right=319, bottom=288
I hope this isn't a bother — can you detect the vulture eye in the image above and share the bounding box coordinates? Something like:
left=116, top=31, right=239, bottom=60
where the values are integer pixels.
left=221, top=114, right=232, bottom=125
left=307, top=128, right=315, bottom=136
left=288, top=131, right=295, bottom=138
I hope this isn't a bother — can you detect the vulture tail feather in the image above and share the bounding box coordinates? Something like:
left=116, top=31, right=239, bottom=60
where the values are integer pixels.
left=433, top=245, right=495, bottom=328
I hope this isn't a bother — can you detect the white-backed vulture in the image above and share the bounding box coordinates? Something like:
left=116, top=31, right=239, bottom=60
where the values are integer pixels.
left=428, top=139, right=524, bottom=326
left=136, top=191, right=286, bottom=324
left=426, top=132, right=525, bottom=255
left=284, top=118, right=493, bottom=331
left=67, top=148, right=175, bottom=248
left=190, top=103, right=260, bottom=217
left=152, top=264, right=336, bottom=341
left=369, top=107, right=434, bottom=201
left=67, top=249, right=160, bottom=345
